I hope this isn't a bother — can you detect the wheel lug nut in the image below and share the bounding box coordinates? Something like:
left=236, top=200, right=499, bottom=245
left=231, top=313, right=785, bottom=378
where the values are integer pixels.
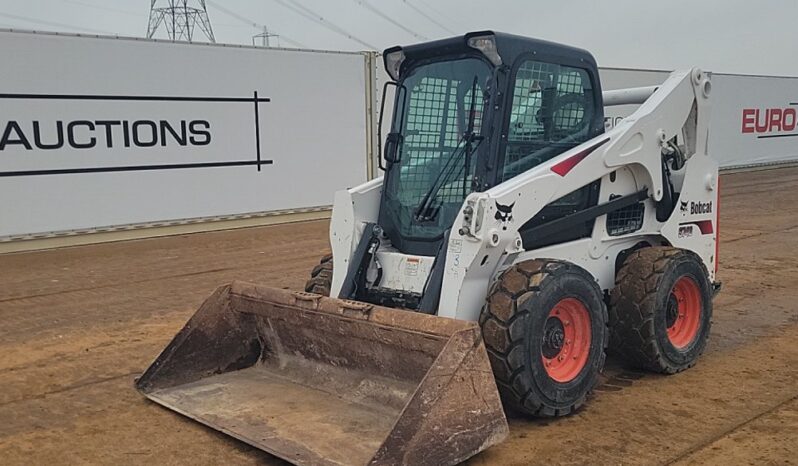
left=557, top=355, right=564, bottom=361
left=564, top=321, right=570, bottom=326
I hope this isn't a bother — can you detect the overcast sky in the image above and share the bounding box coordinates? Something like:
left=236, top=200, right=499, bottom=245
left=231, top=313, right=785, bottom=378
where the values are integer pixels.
left=0, top=0, right=795, bottom=76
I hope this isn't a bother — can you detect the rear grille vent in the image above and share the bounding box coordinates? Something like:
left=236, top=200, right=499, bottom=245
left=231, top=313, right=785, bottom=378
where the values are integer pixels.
left=607, top=199, right=645, bottom=236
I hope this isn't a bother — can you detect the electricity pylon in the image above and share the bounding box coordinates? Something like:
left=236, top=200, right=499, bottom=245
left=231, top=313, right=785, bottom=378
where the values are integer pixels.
left=147, top=0, right=215, bottom=43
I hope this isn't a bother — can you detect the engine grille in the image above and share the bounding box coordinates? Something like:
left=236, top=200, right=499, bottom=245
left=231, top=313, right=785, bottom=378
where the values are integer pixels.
left=607, top=201, right=645, bottom=236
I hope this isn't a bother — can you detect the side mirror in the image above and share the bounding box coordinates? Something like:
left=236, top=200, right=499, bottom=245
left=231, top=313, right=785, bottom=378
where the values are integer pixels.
left=384, top=132, right=404, bottom=165
left=378, top=81, right=407, bottom=170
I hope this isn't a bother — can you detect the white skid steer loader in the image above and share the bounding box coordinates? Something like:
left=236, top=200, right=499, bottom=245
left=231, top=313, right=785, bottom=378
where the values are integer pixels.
left=137, top=31, right=720, bottom=466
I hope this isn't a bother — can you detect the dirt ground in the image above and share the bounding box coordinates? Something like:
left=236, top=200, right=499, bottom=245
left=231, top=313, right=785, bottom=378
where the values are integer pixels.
left=1, top=167, right=797, bottom=466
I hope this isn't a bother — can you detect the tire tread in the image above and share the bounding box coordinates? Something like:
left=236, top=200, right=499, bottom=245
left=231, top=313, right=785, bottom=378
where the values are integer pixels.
left=609, top=246, right=710, bottom=374
left=480, top=259, right=608, bottom=417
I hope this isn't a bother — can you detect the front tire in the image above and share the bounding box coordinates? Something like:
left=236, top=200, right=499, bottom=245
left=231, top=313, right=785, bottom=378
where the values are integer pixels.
left=609, top=247, right=713, bottom=374
left=479, top=259, right=608, bottom=417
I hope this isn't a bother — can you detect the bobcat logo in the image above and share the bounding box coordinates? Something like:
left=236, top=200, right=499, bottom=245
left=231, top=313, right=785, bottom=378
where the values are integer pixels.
left=494, top=201, right=515, bottom=230
left=680, top=200, right=689, bottom=213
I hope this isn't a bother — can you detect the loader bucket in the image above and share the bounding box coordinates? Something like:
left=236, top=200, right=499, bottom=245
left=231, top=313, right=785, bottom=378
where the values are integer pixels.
left=136, top=281, right=508, bottom=466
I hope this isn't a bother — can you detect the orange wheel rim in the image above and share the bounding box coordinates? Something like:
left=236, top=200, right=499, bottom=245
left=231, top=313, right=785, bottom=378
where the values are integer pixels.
left=666, top=276, right=702, bottom=349
left=541, top=298, right=592, bottom=383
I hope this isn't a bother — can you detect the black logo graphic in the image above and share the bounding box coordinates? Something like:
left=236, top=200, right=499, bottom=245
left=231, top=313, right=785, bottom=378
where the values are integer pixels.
left=680, top=200, right=713, bottom=215
left=495, top=201, right=515, bottom=230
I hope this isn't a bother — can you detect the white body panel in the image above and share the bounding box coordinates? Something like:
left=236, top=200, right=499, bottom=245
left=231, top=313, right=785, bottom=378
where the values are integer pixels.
left=329, top=177, right=382, bottom=296
left=331, top=68, right=718, bottom=323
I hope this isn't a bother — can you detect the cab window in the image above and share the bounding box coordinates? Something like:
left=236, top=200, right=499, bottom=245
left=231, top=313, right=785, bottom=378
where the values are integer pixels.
left=501, top=60, right=595, bottom=181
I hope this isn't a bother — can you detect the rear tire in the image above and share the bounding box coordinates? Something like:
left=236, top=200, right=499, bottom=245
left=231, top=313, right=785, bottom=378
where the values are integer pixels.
left=479, top=259, right=608, bottom=417
left=304, top=254, right=333, bottom=296
left=609, top=247, right=712, bottom=374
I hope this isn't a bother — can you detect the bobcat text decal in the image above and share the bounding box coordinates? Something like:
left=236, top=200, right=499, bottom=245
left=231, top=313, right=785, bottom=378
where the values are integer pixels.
left=681, top=200, right=713, bottom=215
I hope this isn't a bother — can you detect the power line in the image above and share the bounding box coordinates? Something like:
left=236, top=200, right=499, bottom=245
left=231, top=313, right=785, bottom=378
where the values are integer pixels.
left=402, top=0, right=456, bottom=35
left=61, top=0, right=241, bottom=28
left=273, top=0, right=376, bottom=48
left=205, top=0, right=306, bottom=48
left=353, top=0, right=427, bottom=40
left=0, top=12, right=116, bottom=35
left=411, top=0, right=469, bottom=30
left=58, top=0, right=142, bottom=16
left=272, top=0, right=378, bottom=49
left=206, top=0, right=258, bottom=27
left=62, top=0, right=245, bottom=29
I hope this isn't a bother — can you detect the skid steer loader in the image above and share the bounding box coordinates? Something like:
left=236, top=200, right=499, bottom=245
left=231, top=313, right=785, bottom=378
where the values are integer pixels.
left=137, top=31, right=720, bottom=465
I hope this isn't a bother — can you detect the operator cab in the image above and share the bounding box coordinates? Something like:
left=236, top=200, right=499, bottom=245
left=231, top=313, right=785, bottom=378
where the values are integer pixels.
left=379, top=31, right=605, bottom=256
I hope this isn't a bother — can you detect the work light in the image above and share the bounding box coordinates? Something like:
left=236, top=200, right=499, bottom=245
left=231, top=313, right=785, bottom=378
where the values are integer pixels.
left=384, top=47, right=406, bottom=81
left=467, top=34, right=502, bottom=66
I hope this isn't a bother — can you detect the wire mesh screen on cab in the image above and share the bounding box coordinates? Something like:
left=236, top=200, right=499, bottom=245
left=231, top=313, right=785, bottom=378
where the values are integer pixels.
left=398, top=73, right=484, bottom=206
left=381, top=57, right=491, bottom=244
left=502, top=60, right=595, bottom=182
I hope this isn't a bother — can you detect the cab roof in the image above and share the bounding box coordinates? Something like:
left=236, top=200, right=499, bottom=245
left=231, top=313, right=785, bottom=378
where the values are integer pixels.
left=384, top=30, right=598, bottom=80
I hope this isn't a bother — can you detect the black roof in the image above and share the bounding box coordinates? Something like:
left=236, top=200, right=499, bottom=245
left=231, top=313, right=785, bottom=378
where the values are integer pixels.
left=385, top=30, right=598, bottom=79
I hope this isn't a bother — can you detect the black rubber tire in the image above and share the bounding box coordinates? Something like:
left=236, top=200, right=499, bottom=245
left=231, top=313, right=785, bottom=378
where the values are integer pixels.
left=479, top=259, right=608, bottom=417
left=609, top=247, right=713, bottom=374
left=304, top=253, right=333, bottom=296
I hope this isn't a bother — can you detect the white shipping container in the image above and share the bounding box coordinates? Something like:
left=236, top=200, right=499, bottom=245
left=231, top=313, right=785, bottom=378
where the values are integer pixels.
left=0, top=30, right=373, bottom=240
left=2, top=31, right=797, bottom=245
